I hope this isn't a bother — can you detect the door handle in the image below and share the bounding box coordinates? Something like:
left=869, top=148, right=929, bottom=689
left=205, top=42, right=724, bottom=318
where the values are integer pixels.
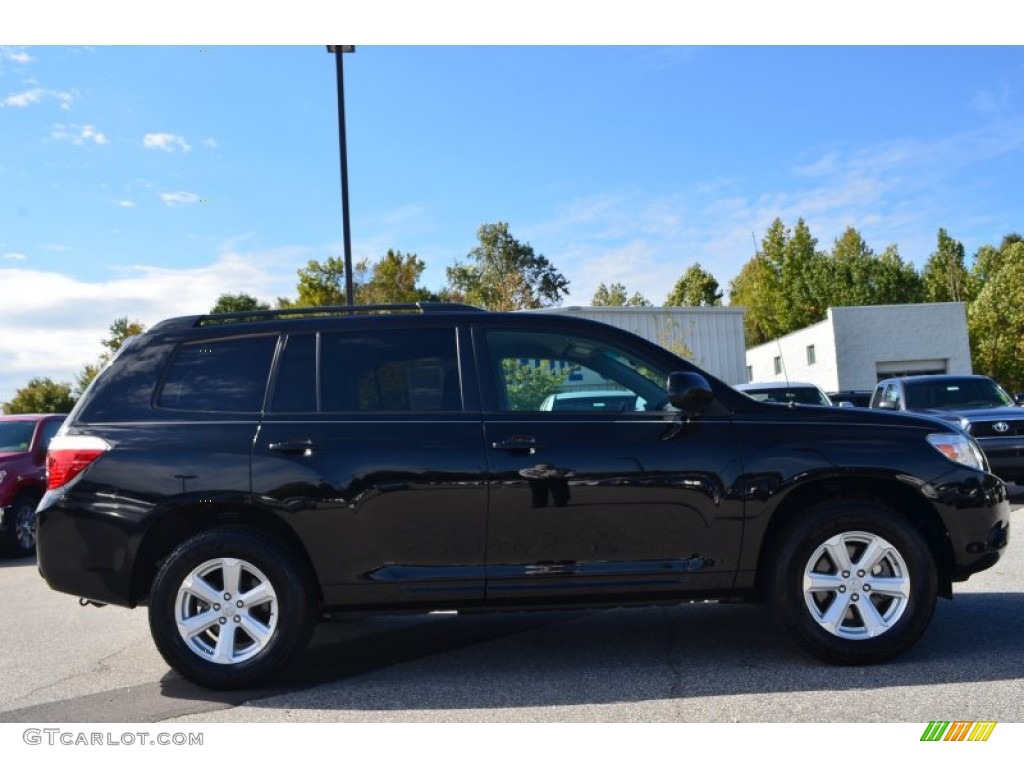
left=268, top=439, right=317, bottom=456
left=491, top=437, right=545, bottom=455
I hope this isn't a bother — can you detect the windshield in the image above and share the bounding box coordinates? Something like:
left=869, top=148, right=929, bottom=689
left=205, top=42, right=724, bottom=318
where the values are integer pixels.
left=904, top=378, right=1014, bottom=410
left=0, top=421, right=35, bottom=452
left=741, top=387, right=831, bottom=406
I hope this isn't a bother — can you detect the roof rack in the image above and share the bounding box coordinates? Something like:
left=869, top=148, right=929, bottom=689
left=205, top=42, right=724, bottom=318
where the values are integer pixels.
left=191, top=301, right=485, bottom=327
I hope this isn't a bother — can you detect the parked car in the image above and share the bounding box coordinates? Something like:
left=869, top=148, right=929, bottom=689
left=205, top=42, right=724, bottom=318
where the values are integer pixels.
left=0, top=413, right=66, bottom=557
left=870, top=374, right=1024, bottom=484
left=37, top=304, right=1010, bottom=689
left=828, top=390, right=873, bottom=408
left=735, top=381, right=834, bottom=406
left=538, top=390, right=641, bottom=412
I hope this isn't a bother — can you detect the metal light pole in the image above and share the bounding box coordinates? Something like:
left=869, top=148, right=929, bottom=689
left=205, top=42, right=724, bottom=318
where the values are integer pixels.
left=327, top=45, right=356, bottom=306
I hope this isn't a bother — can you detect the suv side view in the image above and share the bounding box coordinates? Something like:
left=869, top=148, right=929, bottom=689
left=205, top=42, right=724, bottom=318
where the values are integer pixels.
left=0, top=413, right=65, bottom=557
left=37, top=305, right=1011, bottom=689
left=870, top=374, right=1024, bottom=484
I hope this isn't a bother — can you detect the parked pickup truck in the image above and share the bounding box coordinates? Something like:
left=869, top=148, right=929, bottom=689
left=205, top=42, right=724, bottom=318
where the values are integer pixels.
left=870, top=374, right=1024, bottom=484
left=0, top=413, right=65, bottom=557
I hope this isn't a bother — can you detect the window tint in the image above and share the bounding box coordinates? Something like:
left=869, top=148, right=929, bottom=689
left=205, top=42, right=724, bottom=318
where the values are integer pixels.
left=270, top=334, right=317, bottom=412
left=486, top=329, right=669, bottom=413
left=320, top=328, right=460, bottom=413
left=158, top=335, right=277, bottom=412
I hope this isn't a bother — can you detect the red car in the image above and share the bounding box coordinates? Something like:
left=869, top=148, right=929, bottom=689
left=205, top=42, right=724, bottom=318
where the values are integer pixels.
left=0, top=414, right=65, bottom=557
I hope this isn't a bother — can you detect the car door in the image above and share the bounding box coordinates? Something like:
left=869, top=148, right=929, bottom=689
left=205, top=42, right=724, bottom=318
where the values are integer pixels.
left=474, top=322, right=746, bottom=605
left=251, top=322, right=489, bottom=609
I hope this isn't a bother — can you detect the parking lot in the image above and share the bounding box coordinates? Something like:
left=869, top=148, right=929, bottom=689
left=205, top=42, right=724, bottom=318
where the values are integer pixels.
left=1, top=490, right=1022, bottom=724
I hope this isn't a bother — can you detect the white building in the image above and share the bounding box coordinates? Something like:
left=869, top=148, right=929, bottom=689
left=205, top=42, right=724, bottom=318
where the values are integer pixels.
left=744, top=302, right=972, bottom=392
left=538, top=306, right=749, bottom=385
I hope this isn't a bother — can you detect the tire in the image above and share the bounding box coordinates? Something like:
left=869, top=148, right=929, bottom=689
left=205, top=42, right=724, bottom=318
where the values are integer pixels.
left=148, top=527, right=317, bottom=689
left=767, top=501, right=937, bottom=665
left=3, top=494, right=40, bottom=558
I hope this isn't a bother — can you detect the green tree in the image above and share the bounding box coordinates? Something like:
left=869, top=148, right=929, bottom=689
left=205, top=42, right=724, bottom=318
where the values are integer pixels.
left=210, top=293, right=271, bottom=314
left=2, top=377, right=76, bottom=414
left=781, top=218, right=825, bottom=328
left=870, top=245, right=925, bottom=305
left=665, top=263, right=722, bottom=307
left=728, top=251, right=782, bottom=347
left=922, top=228, right=969, bottom=303
left=446, top=222, right=569, bottom=310
left=76, top=317, right=146, bottom=395
left=278, top=257, right=355, bottom=308
left=360, top=249, right=435, bottom=304
left=969, top=240, right=1024, bottom=392
left=825, top=227, right=877, bottom=307
left=501, top=360, right=570, bottom=411
left=591, top=282, right=651, bottom=307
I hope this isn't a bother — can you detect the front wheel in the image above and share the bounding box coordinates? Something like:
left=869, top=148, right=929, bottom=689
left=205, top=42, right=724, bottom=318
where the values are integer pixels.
left=148, top=527, right=317, bottom=689
left=767, top=502, right=938, bottom=665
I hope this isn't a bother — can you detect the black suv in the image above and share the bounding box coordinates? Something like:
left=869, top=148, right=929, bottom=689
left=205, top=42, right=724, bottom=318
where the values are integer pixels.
left=870, top=374, right=1024, bottom=484
left=37, top=305, right=1010, bottom=688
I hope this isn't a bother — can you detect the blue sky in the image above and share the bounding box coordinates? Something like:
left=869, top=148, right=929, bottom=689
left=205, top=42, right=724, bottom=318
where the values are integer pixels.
left=2, top=40, right=1023, bottom=403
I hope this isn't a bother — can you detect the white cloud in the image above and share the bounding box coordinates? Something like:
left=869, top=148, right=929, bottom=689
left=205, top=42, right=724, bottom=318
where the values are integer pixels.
left=202, top=137, right=218, bottom=149
left=143, top=132, right=191, bottom=152
left=0, top=250, right=300, bottom=404
left=50, top=123, right=108, bottom=145
left=118, top=200, right=136, bottom=208
left=2, top=87, right=74, bottom=109
left=0, top=46, right=32, bottom=65
left=160, top=191, right=199, bottom=206
left=3, top=252, right=27, bottom=261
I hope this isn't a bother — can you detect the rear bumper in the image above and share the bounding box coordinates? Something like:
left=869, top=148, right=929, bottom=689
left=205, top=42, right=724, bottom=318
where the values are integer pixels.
left=36, top=493, right=138, bottom=608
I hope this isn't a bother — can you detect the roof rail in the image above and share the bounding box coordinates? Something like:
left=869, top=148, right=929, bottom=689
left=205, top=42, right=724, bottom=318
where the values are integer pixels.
left=191, top=301, right=485, bottom=327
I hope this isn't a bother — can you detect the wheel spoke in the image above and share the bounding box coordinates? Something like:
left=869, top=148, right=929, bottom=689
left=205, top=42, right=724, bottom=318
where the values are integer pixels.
left=239, top=581, right=274, bottom=608
left=817, top=591, right=852, bottom=633
left=864, top=574, right=910, bottom=600
left=855, top=597, right=890, bottom=637
left=823, top=537, right=854, bottom=573
left=221, top=559, right=243, bottom=598
left=239, top=614, right=274, bottom=651
left=212, top=623, right=238, bottom=663
left=178, top=609, right=221, bottom=639
left=805, top=571, right=844, bottom=592
left=181, top=573, right=222, bottom=605
left=854, top=538, right=886, bottom=573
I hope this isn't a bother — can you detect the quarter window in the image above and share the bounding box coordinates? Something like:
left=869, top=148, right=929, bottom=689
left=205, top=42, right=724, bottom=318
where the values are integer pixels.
left=158, top=335, right=277, bottom=412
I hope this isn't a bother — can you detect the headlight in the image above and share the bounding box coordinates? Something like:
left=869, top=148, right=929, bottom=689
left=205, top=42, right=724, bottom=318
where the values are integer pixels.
left=927, top=433, right=987, bottom=471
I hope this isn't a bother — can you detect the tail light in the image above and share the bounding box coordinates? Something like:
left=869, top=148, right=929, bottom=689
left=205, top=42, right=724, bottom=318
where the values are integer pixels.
left=47, top=435, right=111, bottom=490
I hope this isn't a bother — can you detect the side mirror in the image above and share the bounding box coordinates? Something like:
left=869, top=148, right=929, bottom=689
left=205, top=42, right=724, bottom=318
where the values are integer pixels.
left=667, top=371, right=714, bottom=414
left=876, top=400, right=898, bottom=410
left=836, top=401, right=854, bottom=408
left=1015, top=393, right=1024, bottom=406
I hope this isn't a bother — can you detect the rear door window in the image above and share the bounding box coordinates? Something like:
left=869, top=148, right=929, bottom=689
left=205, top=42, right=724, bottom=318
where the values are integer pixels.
left=320, top=327, right=461, bottom=413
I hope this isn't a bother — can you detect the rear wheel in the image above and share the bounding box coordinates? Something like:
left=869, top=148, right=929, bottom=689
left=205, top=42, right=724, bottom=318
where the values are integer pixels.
left=3, top=494, right=40, bottom=558
left=148, top=527, right=317, bottom=689
left=768, top=502, right=938, bottom=664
